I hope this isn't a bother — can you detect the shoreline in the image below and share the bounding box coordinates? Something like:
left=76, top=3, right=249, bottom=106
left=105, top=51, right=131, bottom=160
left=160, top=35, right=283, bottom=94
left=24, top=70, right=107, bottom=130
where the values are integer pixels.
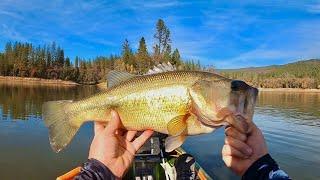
left=259, top=88, right=320, bottom=93
left=0, top=76, right=319, bottom=92
left=0, top=76, right=79, bottom=86
left=97, top=82, right=320, bottom=93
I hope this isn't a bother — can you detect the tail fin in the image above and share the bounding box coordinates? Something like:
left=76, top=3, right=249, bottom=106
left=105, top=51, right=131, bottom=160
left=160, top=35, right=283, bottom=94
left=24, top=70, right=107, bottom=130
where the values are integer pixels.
left=42, top=100, right=80, bottom=153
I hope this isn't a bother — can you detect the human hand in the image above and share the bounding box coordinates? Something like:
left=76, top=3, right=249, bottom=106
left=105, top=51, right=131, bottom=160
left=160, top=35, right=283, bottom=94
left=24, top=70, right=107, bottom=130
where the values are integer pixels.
left=88, top=110, right=154, bottom=178
left=222, top=122, right=268, bottom=176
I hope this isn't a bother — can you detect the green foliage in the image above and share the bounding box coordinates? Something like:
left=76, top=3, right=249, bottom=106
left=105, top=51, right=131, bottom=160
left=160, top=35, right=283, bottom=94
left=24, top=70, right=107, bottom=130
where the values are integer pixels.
left=136, top=37, right=152, bottom=74
left=183, top=59, right=202, bottom=71
left=171, top=48, right=181, bottom=65
left=0, top=41, right=121, bottom=84
left=153, top=19, right=172, bottom=63
left=221, top=59, right=320, bottom=89
left=122, top=39, right=135, bottom=66
left=0, top=19, right=205, bottom=84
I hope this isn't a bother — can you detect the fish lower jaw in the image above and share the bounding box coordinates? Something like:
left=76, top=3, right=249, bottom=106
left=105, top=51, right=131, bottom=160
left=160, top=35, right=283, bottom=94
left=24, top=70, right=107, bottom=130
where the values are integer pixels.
left=198, top=116, right=227, bottom=128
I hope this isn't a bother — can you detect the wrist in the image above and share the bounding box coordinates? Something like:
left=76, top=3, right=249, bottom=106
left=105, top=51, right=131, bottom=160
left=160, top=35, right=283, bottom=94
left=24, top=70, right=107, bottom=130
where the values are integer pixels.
left=83, top=158, right=118, bottom=179
left=242, top=153, right=278, bottom=179
left=100, top=160, right=127, bottom=179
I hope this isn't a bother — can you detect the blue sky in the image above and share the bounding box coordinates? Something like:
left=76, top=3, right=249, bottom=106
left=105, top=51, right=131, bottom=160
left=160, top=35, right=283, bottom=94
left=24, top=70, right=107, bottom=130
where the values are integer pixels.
left=1, top=0, right=320, bottom=69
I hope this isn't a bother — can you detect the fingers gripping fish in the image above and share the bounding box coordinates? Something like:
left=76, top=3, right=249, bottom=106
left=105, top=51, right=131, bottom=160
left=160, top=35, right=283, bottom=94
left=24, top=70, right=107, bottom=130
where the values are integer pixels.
left=42, top=63, right=258, bottom=153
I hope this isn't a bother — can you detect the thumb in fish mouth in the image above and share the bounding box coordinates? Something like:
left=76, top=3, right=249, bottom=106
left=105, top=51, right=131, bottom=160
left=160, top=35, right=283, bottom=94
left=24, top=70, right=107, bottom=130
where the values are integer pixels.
left=215, top=107, right=249, bottom=133
left=226, top=114, right=250, bottom=134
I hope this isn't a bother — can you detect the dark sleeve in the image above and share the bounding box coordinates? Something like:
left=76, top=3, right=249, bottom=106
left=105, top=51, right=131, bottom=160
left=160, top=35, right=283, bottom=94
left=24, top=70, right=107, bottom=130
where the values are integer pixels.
left=242, top=154, right=291, bottom=180
left=74, top=158, right=117, bottom=180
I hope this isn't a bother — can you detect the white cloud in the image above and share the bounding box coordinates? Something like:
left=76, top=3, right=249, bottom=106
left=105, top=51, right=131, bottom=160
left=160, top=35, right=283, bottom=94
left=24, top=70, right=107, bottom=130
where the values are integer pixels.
left=213, top=20, right=320, bottom=69
left=0, top=9, right=23, bottom=20
left=125, top=0, right=187, bottom=9
left=0, top=24, right=27, bottom=42
left=0, top=0, right=320, bottom=67
left=305, top=1, right=320, bottom=14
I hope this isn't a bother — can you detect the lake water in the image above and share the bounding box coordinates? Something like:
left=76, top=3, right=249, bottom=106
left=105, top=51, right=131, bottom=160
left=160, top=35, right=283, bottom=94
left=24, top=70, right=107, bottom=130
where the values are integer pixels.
left=0, top=83, right=319, bottom=180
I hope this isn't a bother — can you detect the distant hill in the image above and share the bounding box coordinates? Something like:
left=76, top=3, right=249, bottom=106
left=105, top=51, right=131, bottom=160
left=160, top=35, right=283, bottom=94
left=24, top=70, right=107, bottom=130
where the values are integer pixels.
left=219, top=59, right=320, bottom=89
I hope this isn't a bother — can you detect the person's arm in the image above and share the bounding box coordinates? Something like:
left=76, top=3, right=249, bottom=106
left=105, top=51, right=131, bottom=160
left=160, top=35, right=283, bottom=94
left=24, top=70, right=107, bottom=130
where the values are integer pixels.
left=74, top=159, right=116, bottom=180
left=242, top=153, right=290, bottom=180
left=74, top=110, right=153, bottom=180
left=222, top=122, right=291, bottom=180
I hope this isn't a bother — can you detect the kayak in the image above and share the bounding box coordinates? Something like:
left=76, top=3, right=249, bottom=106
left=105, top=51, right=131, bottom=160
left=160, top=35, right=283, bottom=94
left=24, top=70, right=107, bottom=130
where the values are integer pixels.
left=57, top=133, right=212, bottom=180
left=124, top=133, right=212, bottom=180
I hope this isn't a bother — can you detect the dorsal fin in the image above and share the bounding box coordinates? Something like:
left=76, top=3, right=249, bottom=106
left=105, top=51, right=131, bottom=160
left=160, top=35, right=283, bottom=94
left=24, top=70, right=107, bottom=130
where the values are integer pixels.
left=107, top=70, right=136, bottom=88
left=145, top=62, right=177, bottom=75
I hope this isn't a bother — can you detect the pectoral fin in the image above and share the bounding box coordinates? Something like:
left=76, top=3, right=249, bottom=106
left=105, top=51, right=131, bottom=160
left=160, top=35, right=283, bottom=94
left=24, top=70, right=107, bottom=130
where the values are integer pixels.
left=165, top=135, right=187, bottom=152
left=167, top=115, right=188, bottom=136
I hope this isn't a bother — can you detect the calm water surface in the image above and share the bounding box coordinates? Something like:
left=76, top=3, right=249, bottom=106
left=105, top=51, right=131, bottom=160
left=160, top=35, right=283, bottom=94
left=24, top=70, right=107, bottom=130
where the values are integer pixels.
left=0, top=84, right=319, bottom=179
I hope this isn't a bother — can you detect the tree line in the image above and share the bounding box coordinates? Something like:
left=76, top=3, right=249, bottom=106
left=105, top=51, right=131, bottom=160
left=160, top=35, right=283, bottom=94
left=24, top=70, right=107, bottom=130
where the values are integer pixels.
left=0, top=19, right=202, bottom=84
left=221, top=59, right=320, bottom=89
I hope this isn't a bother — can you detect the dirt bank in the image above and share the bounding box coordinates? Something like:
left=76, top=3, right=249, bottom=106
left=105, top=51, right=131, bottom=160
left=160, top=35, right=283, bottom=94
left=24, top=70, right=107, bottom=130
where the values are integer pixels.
left=259, top=88, right=320, bottom=93
left=0, top=76, right=79, bottom=86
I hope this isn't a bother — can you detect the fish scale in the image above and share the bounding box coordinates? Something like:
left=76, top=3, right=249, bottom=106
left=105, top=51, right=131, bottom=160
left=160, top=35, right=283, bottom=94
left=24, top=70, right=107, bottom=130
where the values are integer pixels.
left=42, top=70, right=258, bottom=152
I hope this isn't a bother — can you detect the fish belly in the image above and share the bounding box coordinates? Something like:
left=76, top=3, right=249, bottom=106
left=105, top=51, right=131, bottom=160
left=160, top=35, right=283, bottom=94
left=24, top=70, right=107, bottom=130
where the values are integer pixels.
left=115, top=85, right=191, bottom=134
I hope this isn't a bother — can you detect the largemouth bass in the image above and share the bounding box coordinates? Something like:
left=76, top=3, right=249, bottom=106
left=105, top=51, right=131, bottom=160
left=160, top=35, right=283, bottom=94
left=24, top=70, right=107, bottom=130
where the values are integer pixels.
left=43, top=69, right=258, bottom=153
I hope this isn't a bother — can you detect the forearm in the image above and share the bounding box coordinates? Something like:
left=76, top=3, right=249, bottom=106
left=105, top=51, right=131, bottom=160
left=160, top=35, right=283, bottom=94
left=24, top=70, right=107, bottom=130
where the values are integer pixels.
left=74, top=159, right=117, bottom=180
left=242, top=154, right=291, bottom=180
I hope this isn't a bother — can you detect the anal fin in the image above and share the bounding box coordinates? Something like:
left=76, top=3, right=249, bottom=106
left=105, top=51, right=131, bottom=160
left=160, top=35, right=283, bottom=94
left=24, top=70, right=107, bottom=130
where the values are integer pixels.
left=165, top=135, right=186, bottom=152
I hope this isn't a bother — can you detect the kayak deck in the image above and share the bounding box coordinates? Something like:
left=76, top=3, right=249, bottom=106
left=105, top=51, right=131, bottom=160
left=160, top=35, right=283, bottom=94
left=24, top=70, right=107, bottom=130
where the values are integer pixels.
left=124, top=133, right=212, bottom=180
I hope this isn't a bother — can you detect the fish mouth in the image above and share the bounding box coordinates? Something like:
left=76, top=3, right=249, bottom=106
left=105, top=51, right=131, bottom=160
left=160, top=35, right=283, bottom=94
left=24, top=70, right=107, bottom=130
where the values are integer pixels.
left=201, top=80, right=258, bottom=127
left=196, top=106, right=232, bottom=128
left=199, top=116, right=228, bottom=128
left=194, top=80, right=258, bottom=128
left=231, top=80, right=258, bottom=121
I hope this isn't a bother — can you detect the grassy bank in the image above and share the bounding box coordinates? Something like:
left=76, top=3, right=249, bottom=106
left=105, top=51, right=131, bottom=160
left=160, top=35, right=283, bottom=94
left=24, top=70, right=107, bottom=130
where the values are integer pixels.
left=0, top=76, right=79, bottom=86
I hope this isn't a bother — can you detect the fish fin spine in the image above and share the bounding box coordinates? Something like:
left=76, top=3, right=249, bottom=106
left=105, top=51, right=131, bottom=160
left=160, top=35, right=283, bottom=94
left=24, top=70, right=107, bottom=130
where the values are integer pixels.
left=42, top=100, right=80, bottom=153
left=107, top=70, right=136, bottom=88
left=145, top=62, right=177, bottom=75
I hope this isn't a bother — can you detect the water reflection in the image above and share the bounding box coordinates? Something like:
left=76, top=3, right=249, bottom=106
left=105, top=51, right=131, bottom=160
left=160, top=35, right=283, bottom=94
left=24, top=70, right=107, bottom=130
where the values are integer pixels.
left=0, top=84, right=319, bottom=179
left=0, top=83, right=99, bottom=180
left=0, top=83, right=99, bottom=121
left=257, top=91, right=320, bottom=127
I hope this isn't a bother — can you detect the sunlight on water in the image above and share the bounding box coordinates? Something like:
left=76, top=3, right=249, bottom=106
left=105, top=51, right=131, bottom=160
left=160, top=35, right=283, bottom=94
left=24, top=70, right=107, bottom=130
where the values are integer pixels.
left=0, top=84, right=319, bottom=179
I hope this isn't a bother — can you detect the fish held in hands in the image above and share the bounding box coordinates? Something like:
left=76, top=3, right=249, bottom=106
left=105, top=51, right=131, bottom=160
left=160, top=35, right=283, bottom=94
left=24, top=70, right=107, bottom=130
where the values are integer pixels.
left=42, top=66, right=258, bottom=153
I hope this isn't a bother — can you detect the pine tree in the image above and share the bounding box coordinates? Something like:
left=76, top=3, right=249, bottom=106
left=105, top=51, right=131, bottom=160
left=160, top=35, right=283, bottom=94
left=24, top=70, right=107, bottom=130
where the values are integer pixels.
left=163, top=45, right=171, bottom=62
left=38, top=47, right=46, bottom=77
left=121, top=39, right=135, bottom=67
left=136, top=37, right=152, bottom=73
left=153, top=19, right=171, bottom=62
left=51, top=42, right=57, bottom=64
left=57, top=47, right=65, bottom=67
left=0, top=53, right=4, bottom=75
left=65, top=57, right=71, bottom=67
left=171, top=48, right=181, bottom=65
left=152, top=44, right=161, bottom=63
left=196, top=60, right=201, bottom=70
left=46, top=46, right=52, bottom=67
left=75, top=56, right=79, bottom=68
